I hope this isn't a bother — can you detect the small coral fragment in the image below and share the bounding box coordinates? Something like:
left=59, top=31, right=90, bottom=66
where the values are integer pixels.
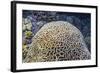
left=24, top=31, right=33, bottom=39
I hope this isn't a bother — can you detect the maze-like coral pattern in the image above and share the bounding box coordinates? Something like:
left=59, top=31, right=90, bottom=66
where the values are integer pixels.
left=23, top=21, right=90, bottom=63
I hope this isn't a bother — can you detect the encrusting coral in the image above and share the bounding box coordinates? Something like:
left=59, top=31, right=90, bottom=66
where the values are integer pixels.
left=23, top=21, right=91, bottom=63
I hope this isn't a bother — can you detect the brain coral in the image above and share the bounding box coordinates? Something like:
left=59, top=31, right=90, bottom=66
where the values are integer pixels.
left=23, top=21, right=91, bottom=63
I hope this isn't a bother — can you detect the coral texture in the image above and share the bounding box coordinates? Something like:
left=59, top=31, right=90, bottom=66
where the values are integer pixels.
left=23, top=21, right=90, bottom=63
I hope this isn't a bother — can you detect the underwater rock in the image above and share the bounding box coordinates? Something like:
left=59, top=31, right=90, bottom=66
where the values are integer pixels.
left=36, top=21, right=46, bottom=29
left=23, top=21, right=90, bottom=63
left=66, top=16, right=74, bottom=23
left=22, top=18, right=32, bottom=31
left=22, top=18, right=33, bottom=55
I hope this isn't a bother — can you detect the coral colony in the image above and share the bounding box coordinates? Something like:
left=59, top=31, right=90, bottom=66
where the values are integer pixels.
left=22, top=10, right=91, bottom=63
